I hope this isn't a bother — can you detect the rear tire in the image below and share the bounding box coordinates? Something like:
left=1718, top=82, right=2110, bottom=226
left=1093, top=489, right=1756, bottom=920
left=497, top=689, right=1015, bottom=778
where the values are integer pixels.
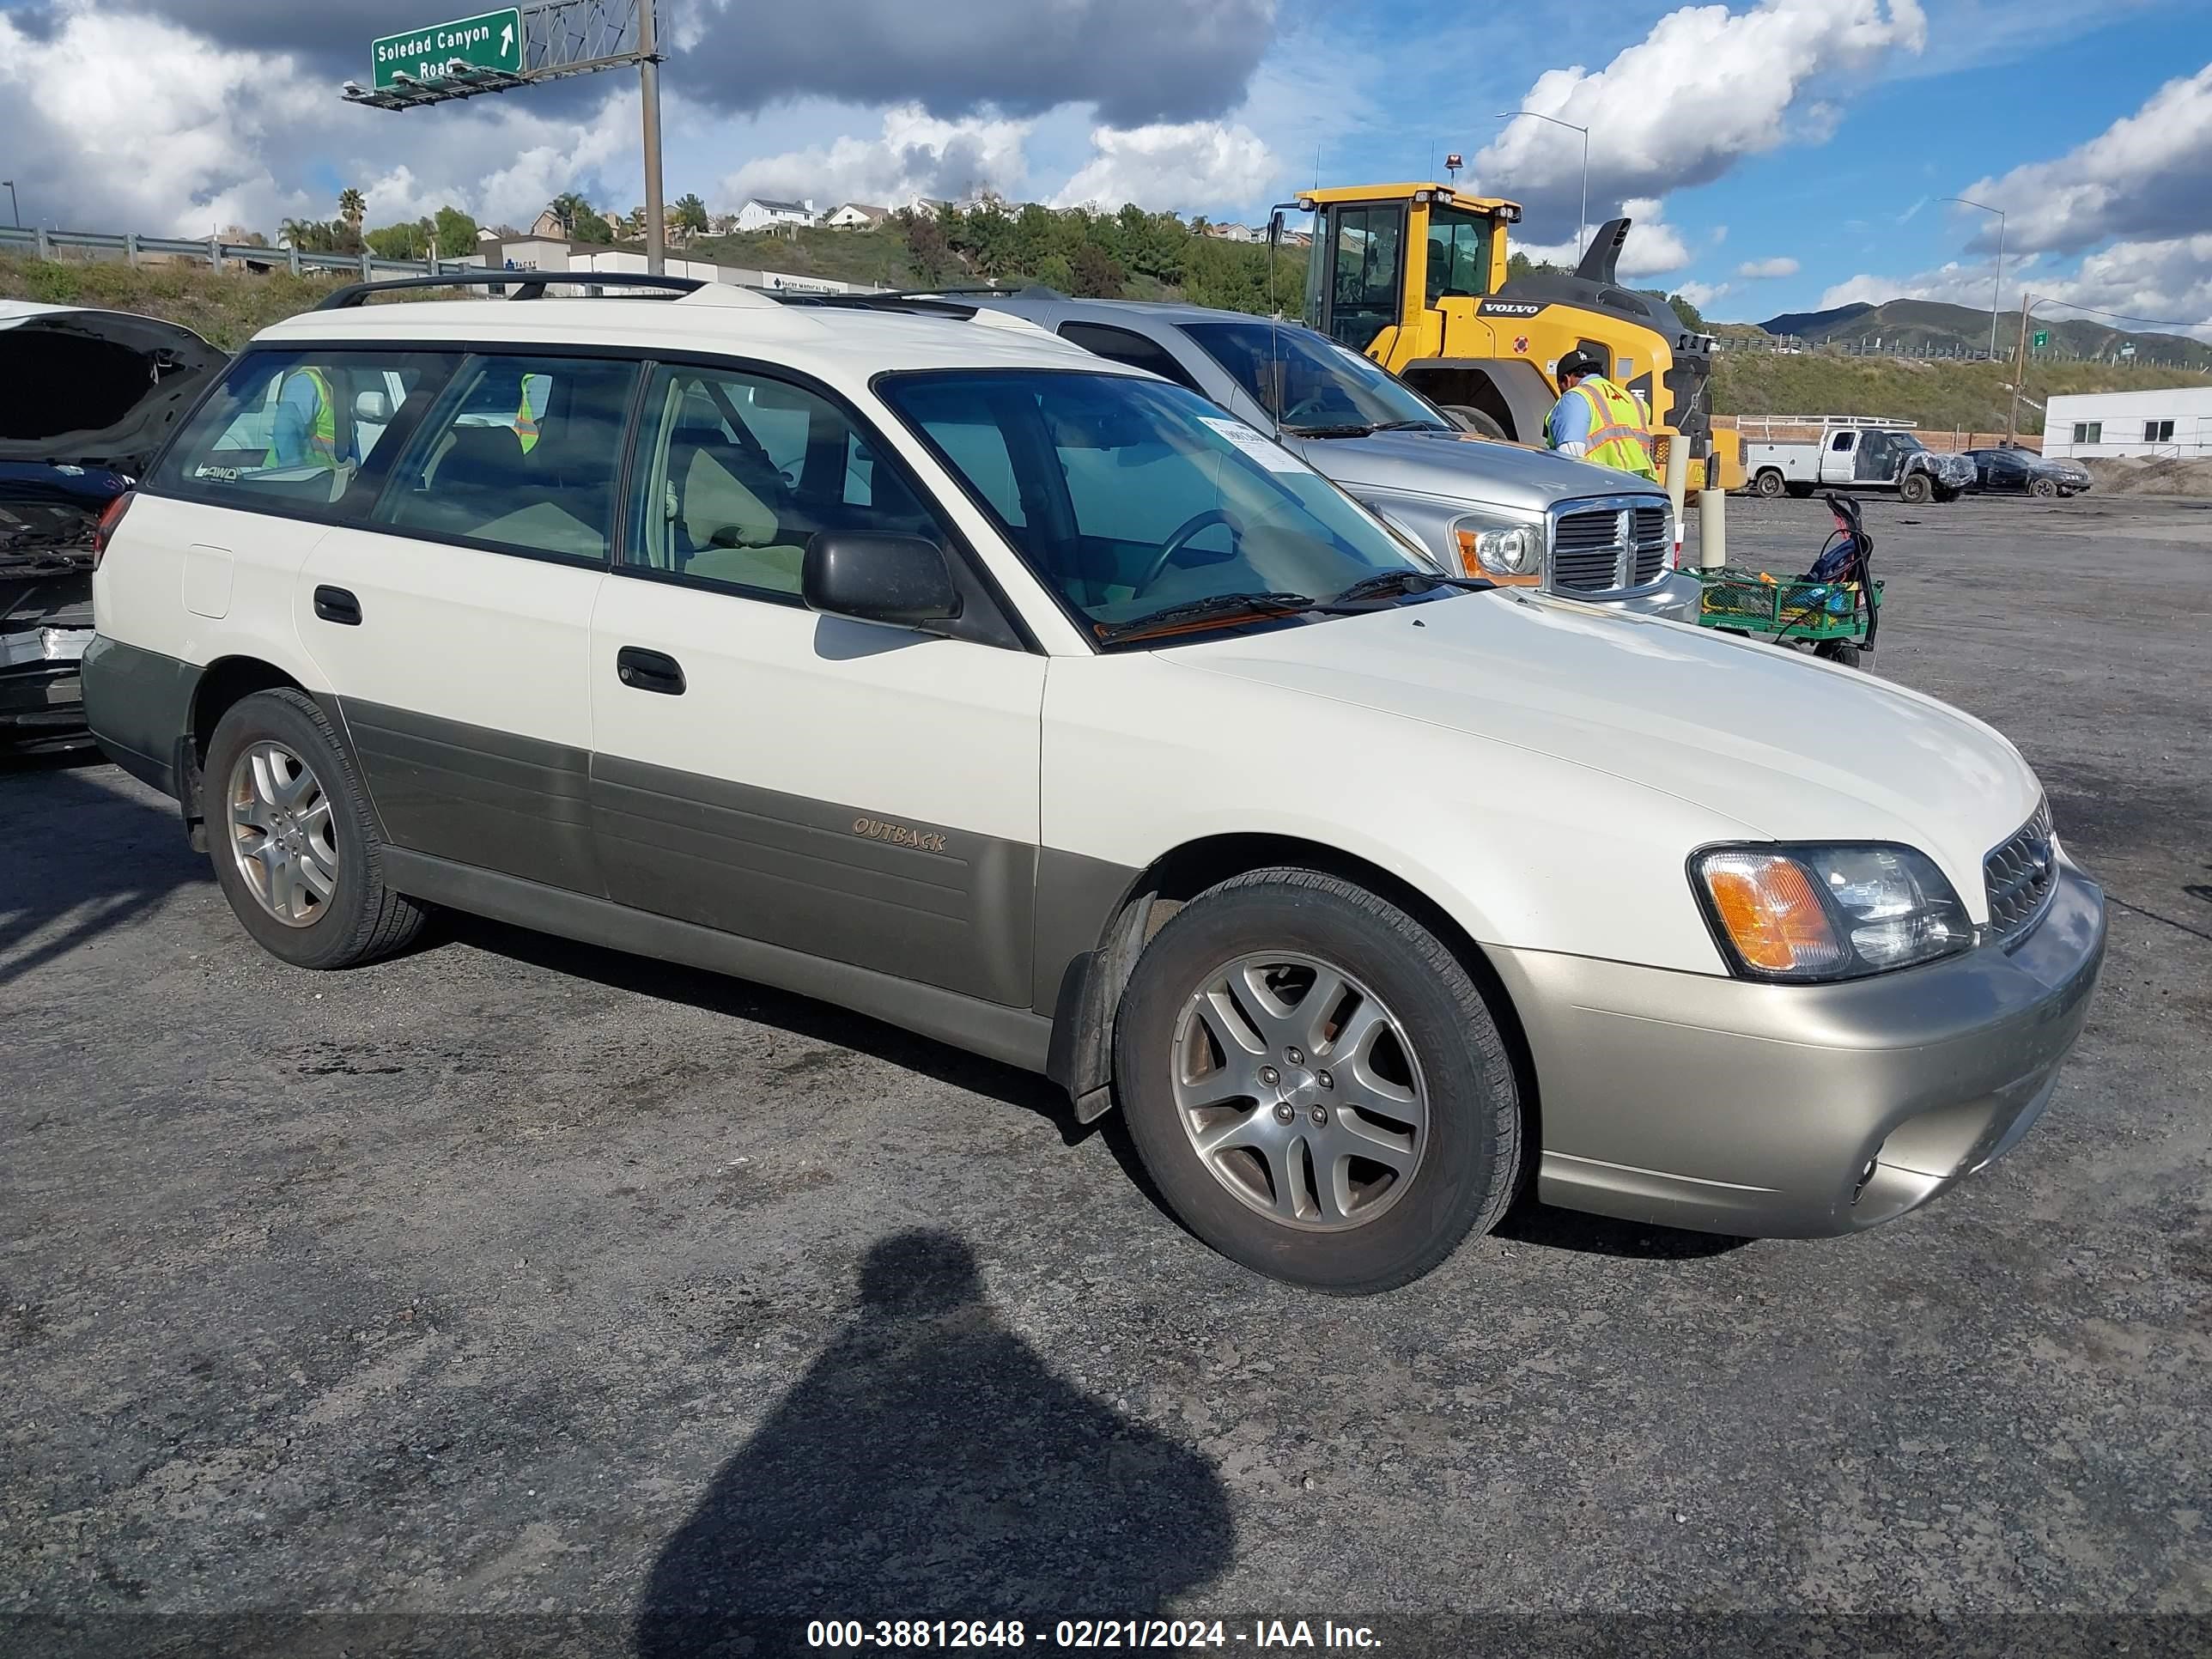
left=1113, top=867, right=1521, bottom=1294
left=1439, top=405, right=1510, bottom=441
left=203, top=688, right=426, bottom=970
left=1899, top=471, right=1933, bottom=504
left=1752, top=468, right=1786, bottom=498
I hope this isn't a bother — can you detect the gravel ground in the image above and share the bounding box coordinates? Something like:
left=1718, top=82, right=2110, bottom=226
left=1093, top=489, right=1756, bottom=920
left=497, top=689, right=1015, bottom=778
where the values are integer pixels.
left=3, top=492, right=2209, bottom=1656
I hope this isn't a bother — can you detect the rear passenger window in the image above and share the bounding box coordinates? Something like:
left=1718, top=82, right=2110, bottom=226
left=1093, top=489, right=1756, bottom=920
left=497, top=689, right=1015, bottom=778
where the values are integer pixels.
left=377, top=356, right=640, bottom=562
left=150, top=349, right=460, bottom=519
left=623, top=363, right=945, bottom=599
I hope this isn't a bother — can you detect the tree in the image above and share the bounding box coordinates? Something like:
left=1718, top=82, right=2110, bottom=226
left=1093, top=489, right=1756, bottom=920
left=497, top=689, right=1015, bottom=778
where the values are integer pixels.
left=548, top=191, right=592, bottom=235
left=337, top=187, right=366, bottom=232
left=1660, top=291, right=1709, bottom=332
left=671, top=192, right=710, bottom=242
left=1071, top=240, right=1125, bottom=300
left=901, top=209, right=956, bottom=285
left=364, top=222, right=424, bottom=259
left=570, top=203, right=615, bottom=244
left=277, top=217, right=317, bottom=251
left=433, top=205, right=479, bottom=257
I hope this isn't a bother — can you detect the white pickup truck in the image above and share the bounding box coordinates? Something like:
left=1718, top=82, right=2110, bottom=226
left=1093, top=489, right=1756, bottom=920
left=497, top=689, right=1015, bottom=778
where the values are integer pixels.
left=1744, top=424, right=1976, bottom=504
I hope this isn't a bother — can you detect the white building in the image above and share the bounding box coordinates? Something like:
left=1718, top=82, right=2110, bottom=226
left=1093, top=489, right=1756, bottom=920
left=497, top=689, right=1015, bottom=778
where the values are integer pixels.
left=732, top=198, right=816, bottom=232
left=2041, top=386, right=2212, bottom=459
left=822, top=202, right=890, bottom=229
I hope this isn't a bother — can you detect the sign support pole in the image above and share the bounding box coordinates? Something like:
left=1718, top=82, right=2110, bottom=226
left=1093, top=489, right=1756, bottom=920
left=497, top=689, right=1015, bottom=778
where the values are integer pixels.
left=639, top=0, right=665, bottom=275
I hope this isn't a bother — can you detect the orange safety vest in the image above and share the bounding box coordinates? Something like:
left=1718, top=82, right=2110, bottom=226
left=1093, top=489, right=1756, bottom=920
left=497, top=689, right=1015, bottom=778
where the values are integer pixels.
left=1555, top=374, right=1660, bottom=483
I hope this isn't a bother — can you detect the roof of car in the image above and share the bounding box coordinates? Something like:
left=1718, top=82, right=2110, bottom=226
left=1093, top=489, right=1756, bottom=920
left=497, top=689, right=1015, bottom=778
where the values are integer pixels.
left=251, top=289, right=1124, bottom=380
left=983, top=294, right=1289, bottom=329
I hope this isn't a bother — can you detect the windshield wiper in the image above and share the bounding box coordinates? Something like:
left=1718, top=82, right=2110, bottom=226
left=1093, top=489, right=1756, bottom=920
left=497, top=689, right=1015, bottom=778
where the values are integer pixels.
left=1370, top=419, right=1451, bottom=432
left=1322, top=569, right=1496, bottom=611
left=1095, top=591, right=1318, bottom=644
left=1279, top=422, right=1376, bottom=438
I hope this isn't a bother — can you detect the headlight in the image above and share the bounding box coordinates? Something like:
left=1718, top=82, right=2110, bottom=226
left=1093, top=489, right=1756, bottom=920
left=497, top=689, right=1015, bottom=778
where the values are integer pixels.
left=1690, top=843, right=1974, bottom=981
left=1451, top=513, right=1544, bottom=582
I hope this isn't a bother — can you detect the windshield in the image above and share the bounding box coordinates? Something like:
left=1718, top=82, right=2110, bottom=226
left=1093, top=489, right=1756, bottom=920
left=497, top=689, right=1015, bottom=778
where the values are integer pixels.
left=1178, top=320, right=1449, bottom=435
left=876, top=369, right=1426, bottom=643
left=1893, top=432, right=1927, bottom=451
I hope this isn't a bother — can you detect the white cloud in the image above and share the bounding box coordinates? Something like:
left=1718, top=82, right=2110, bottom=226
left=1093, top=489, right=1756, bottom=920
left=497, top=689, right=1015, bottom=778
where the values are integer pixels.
left=1513, top=198, right=1692, bottom=277
left=1474, top=0, right=1927, bottom=227
left=1963, top=64, right=2212, bottom=253
left=716, top=104, right=1032, bottom=211
left=1812, top=240, right=2212, bottom=341
left=1050, top=121, right=1277, bottom=213
left=1736, top=256, right=1800, bottom=279
left=1674, top=280, right=1732, bottom=310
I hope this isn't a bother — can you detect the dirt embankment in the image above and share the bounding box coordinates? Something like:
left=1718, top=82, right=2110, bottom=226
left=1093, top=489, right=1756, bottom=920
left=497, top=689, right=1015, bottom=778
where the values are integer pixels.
left=2081, top=455, right=2212, bottom=497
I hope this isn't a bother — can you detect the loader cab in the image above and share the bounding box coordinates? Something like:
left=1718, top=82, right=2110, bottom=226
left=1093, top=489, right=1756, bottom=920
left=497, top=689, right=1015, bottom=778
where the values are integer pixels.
left=1295, top=185, right=1516, bottom=353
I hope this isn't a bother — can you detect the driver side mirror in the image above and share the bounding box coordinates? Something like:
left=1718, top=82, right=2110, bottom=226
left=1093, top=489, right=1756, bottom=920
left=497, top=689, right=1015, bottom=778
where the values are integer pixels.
left=802, top=532, right=962, bottom=629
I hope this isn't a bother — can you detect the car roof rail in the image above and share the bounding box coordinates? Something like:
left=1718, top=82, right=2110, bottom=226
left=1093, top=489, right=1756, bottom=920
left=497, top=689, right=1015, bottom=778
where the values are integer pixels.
left=757, top=291, right=984, bottom=319
left=313, top=270, right=708, bottom=310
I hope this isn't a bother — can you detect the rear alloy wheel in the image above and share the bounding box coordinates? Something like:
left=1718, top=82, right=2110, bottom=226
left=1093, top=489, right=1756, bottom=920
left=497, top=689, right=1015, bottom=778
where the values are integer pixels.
left=1753, top=468, right=1786, bottom=498
left=1899, top=471, right=1933, bottom=504
left=2031, top=477, right=2058, bottom=497
left=204, top=687, right=426, bottom=970
left=1115, top=868, right=1521, bottom=1293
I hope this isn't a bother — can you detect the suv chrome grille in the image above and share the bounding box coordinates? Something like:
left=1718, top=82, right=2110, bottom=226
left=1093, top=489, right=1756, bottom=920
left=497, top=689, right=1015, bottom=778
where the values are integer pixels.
left=1552, top=507, right=1626, bottom=591
left=1547, top=496, right=1671, bottom=593
left=1984, top=803, right=2057, bottom=944
left=1632, top=507, right=1671, bottom=584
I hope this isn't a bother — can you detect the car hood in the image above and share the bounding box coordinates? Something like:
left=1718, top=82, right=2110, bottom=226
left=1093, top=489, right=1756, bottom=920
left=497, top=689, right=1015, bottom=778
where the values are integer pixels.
left=1921, top=451, right=1976, bottom=484
left=1281, top=427, right=1662, bottom=510
left=1168, top=592, right=2040, bottom=907
left=0, top=301, right=228, bottom=475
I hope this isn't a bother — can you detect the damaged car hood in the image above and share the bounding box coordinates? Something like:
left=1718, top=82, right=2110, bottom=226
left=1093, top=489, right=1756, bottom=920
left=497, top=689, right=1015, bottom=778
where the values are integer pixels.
left=0, top=301, right=228, bottom=476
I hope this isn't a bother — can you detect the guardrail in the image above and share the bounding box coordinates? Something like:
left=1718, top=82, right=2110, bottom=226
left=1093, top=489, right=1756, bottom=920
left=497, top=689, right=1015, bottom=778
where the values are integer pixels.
left=0, top=225, right=463, bottom=279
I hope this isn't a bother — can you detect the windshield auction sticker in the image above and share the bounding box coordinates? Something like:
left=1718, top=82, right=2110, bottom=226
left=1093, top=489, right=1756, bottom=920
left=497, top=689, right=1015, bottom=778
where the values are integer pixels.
left=1198, top=416, right=1309, bottom=472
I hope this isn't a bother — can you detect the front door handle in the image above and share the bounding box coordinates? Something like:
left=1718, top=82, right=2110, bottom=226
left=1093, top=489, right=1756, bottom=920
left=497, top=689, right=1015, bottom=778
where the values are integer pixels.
left=616, top=646, right=686, bottom=696
left=313, top=585, right=362, bottom=626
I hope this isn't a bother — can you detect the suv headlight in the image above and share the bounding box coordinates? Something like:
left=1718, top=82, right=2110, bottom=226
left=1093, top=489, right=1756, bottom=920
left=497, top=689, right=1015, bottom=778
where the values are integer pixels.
left=1451, top=511, right=1544, bottom=583
left=1690, top=843, right=1973, bottom=981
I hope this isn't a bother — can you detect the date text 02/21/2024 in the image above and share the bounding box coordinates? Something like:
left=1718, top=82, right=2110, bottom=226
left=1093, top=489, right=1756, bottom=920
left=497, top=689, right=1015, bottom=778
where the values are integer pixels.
left=805, top=1619, right=1382, bottom=1650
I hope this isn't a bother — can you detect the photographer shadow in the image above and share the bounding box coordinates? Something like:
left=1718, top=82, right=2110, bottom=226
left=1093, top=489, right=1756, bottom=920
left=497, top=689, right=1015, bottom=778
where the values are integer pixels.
left=635, top=1230, right=1233, bottom=1654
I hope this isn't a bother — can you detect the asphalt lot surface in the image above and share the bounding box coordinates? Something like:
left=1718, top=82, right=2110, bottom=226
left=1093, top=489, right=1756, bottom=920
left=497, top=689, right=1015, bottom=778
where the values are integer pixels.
left=4, top=492, right=2209, bottom=1655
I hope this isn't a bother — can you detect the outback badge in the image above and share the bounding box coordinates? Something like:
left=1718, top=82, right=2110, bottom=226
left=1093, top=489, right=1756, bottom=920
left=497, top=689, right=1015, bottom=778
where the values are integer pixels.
left=854, top=816, right=948, bottom=854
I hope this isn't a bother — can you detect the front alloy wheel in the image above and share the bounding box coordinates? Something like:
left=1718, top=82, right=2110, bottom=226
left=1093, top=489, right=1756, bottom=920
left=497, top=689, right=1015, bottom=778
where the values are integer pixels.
left=227, top=739, right=340, bottom=927
left=1172, top=951, right=1428, bottom=1231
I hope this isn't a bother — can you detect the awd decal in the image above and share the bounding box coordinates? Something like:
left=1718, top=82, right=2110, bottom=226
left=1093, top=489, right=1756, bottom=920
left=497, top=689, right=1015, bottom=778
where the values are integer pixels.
left=854, top=816, right=949, bottom=854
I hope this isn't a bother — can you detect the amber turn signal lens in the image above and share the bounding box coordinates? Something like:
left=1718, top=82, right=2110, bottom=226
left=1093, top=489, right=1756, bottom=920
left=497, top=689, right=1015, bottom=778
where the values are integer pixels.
left=1700, top=852, right=1847, bottom=975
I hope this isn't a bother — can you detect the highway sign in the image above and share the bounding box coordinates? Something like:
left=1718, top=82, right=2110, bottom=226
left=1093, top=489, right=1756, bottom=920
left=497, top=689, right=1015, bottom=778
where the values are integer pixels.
left=2033, top=330, right=2049, bottom=349
left=373, top=9, right=522, bottom=90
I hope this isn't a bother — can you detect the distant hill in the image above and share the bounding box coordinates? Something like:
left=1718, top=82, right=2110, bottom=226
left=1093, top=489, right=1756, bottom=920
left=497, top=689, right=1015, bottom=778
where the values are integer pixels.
left=1757, top=298, right=2212, bottom=368
left=1712, top=352, right=2210, bottom=436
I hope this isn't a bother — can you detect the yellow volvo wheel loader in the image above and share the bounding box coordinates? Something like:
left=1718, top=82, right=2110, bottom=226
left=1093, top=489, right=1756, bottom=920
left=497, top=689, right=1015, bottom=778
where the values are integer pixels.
left=1282, top=182, right=1743, bottom=494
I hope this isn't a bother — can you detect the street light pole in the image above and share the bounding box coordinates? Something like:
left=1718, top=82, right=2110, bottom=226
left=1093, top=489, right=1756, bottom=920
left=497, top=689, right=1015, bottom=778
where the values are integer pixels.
left=1, top=181, right=16, bottom=230
left=1944, top=196, right=2005, bottom=360
left=638, top=0, right=665, bottom=275
left=2008, top=290, right=2035, bottom=447
left=1492, top=110, right=1589, bottom=258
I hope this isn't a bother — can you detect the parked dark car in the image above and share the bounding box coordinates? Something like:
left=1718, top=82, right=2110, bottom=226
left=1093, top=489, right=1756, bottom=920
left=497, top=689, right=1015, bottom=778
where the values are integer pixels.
left=1, top=302, right=225, bottom=751
left=1964, top=446, right=2092, bottom=498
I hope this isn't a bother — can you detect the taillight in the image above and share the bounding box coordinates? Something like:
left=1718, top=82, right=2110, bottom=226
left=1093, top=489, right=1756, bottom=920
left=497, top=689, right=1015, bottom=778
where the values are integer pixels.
left=91, top=490, right=135, bottom=569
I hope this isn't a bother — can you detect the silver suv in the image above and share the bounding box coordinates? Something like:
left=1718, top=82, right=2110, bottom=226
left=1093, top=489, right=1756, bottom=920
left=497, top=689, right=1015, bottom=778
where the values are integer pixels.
left=972, top=293, right=1697, bottom=621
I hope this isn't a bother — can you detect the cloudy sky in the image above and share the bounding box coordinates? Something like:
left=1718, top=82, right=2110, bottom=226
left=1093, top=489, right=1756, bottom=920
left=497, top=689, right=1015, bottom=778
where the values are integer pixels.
left=2, top=0, right=2209, bottom=330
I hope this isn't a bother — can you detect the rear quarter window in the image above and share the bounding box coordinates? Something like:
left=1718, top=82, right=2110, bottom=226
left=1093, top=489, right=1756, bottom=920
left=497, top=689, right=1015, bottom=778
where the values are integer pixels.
left=149, top=349, right=462, bottom=521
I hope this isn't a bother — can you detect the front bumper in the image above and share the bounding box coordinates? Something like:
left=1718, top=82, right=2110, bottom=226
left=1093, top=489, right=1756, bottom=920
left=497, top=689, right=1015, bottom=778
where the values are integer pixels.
left=1559, top=569, right=1701, bottom=624
left=1489, top=858, right=2106, bottom=1237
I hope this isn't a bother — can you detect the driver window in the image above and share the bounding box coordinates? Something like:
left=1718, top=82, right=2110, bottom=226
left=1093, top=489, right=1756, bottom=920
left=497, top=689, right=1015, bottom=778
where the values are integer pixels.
left=625, top=364, right=939, bottom=599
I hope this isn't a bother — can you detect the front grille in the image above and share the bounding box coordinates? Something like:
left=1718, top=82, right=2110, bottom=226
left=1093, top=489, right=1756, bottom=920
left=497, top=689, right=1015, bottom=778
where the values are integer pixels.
left=1984, top=803, right=2057, bottom=944
left=1632, top=507, right=1670, bottom=584
left=1552, top=507, right=1625, bottom=591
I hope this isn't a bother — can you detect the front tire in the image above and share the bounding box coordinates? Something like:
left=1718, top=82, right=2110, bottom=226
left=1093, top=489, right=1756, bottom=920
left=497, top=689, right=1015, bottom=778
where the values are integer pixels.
left=2031, top=477, right=2058, bottom=498
left=1113, top=868, right=1521, bottom=1293
left=204, top=688, right=426, bottom=970
left=1899, top=471, right=1932, bottom=504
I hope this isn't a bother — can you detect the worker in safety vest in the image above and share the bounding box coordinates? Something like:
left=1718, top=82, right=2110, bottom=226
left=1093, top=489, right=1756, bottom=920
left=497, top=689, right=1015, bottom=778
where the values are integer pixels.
left=1544, top=348, right=1660, bottom=483
left=514, top=374, right=550, bottom=453
left=265, top=365, right=342, bottom=471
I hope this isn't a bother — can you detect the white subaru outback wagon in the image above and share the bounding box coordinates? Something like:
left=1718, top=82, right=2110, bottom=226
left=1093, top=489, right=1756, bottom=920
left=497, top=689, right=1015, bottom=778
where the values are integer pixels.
left=82, top=275, right=2106, bottom=1293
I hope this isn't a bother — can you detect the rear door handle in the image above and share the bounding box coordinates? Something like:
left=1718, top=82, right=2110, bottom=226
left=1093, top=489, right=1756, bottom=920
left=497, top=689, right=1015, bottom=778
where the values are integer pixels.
left=616, top=646, right=685, bottom=696
left=313, top=585, right=362, bottom=626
